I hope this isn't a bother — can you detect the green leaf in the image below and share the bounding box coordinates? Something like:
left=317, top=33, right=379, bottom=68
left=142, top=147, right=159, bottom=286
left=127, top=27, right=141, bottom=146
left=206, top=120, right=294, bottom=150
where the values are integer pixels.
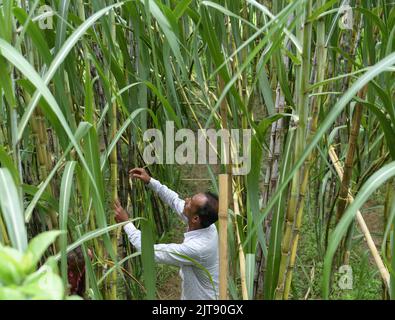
left=173, top=0, right=192, bottom=19
left=21, top=266, right=64, bottom=300
left=0, top=246, right=24, bottom=286
left=22, top=231, right=62, bottom=274
left=0, top=146, right=19, bottom=185
left=140, top=0, right=185, bottom=75
left=0, top=286, right=26, bottom=300
left=245, top=253, right=255, bottom=300
left=0, top=169, right=27, bottom=252
left=52, top=220, right=140, bottom=261
left=22, top=184, right=59, bottom=212
left=0, top=56, right=15, bottom=107
left=59, top=161, right=77, bottom=289
left=16, top=2, right=124, bottom=140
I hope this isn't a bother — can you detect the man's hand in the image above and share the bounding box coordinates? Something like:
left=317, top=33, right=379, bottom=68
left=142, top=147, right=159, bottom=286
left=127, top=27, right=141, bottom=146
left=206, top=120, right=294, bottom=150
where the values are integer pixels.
left=114, top=199, right=129, bottom=223
left=129, top=168, right=151, bottom=184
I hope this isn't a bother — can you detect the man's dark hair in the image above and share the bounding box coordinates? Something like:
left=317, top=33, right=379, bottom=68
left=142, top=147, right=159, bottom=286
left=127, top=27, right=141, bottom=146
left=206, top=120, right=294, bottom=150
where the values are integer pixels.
left=196, top=191, right=219, bottom=228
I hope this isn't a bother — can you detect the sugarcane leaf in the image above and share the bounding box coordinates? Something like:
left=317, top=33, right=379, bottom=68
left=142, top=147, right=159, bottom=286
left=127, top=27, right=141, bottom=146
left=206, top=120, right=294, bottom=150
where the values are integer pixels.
left=22, top=184, right=59, bottom=212
left=0, top=56, right=15, bottom=107
left=0, top=146, right=19, bottom=186
left=0, top=168, right=27, bottom=252
left=359, top=100, right=395, bottom=160
left=140, top=0, right=185, bottom=75
left=144, top=80, right=182, bottom=129
left=0, top=0, right=12, bottom=41
left=59, top=161, right=77, bottom=288
left=52, top=220, right=141, bottom=261
left=307, top=0, right=339, bottom=22
left=202, top=1, right=258, bottom=30
left=173, top=0, right=192, bottom=19
left=97, top=252, right=141, bottom=285
left=245, top=253, right=255, bottom=300
left=17, top=2, right=124, bottom=141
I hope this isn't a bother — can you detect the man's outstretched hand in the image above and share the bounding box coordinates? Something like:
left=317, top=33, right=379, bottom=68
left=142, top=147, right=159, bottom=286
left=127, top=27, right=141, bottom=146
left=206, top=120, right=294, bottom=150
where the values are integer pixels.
left=114, top=199, right=129, bottom=223
left=129, top=168, right=151, bottom=184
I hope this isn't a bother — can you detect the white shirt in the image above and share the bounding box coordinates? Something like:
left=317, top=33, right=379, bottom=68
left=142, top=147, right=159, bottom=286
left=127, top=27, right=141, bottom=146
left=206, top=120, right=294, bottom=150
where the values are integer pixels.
left=123, top=178, right=219, bottom=300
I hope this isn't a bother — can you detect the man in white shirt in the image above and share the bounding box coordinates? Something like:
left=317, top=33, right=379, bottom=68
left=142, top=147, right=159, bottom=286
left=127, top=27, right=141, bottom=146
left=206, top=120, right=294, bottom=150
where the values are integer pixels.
left=114, top=168, right=219, bottom=300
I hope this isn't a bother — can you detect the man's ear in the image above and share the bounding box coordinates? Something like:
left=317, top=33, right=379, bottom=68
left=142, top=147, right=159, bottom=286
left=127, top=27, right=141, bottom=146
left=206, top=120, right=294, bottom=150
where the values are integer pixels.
left=192, top=214, right=200, bottom=224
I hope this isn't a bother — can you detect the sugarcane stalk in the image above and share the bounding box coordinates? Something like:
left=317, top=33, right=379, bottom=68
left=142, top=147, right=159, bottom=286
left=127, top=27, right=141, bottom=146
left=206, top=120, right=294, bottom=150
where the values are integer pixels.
left=337, top=87, right=367, bottom=265
left=281, top=0, right=329, bottom=298
left=106, top=10, right=118, bottom=300
left=218, top=73, right=232, bottom=299
left=275, top=0, right=312, bottom=299
left=336, top=89, right=367, bottom=223
left=4, top=8, right=23, bottom=203
left=383, top=181, right=393, bottom=299
left=233, top=187, right=248, bottom=300
left=22, top=86, right=58, bottom=230
left=219, top=174, right=230, bottom=300
left=254, top=83, right=286, bottom=299
left=390, top=183, right=395, bottom=299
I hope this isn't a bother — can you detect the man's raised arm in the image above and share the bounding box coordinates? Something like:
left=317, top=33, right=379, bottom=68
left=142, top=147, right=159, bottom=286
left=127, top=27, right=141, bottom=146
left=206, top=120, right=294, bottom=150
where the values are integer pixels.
left=129, top=168, right=186, bottom=223
left=114, top=199, right=194, bottom=266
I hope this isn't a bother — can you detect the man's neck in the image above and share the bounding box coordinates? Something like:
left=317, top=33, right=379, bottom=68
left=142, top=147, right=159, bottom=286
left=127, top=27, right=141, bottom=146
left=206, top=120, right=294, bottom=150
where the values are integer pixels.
left=188, top=224, right=201, bottom=232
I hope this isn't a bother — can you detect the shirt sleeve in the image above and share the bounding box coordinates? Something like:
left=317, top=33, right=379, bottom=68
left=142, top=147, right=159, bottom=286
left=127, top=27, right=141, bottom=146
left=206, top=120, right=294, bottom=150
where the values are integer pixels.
left=147, top=178, right=187, bottom=223
left=123, top=222, right=197, bottom=266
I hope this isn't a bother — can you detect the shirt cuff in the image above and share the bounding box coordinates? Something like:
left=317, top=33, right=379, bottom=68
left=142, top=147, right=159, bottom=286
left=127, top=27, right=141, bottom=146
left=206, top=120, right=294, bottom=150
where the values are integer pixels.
left=123, top=222, right=137, bottom=236
left=147, top=177, right=160, bottom=190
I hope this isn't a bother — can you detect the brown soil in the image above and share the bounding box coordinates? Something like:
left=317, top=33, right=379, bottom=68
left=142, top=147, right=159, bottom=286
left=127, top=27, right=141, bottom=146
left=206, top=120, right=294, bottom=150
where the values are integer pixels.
left=157, top=269, right=182, bottom=300
left=358, top=199, right=384, bottom=265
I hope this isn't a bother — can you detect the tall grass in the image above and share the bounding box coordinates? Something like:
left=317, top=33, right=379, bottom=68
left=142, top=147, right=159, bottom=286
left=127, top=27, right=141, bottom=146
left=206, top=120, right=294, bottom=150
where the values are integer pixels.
left=0, top=0, right=394, bottom=300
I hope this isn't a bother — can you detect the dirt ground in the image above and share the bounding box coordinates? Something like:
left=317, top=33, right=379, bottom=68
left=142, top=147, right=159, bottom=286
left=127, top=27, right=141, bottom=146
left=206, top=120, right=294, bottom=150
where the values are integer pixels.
left=359, top=199, right=385, bottom=266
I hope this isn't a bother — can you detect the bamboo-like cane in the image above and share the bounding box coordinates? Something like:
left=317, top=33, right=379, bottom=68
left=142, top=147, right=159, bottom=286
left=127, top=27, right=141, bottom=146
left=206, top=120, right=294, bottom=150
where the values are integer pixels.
left=336, top=87, right=367, bottom=223
left=275, top=0, right=313, bottom=299
left=233, top=188, right=248, bottom=300
left=329, top=146, right=390, bottom=288
left=219, top=174, right=230, bottom=300
left=108, top=10, right=118, bottom=300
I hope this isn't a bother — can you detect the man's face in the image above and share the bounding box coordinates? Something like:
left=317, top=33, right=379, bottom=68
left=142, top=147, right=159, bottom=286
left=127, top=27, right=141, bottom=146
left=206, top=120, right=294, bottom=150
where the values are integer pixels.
left=183, top=193, right=207, bottom=224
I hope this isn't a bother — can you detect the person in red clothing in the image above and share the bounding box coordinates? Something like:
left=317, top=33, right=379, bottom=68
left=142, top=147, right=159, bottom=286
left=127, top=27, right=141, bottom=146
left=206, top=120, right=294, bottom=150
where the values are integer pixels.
left=67, top=247, right=92, bottom=297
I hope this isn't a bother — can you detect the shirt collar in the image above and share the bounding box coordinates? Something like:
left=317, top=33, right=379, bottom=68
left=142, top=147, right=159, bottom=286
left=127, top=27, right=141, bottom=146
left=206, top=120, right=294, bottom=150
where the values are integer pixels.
left=184, top=224, right=214, bottom=239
